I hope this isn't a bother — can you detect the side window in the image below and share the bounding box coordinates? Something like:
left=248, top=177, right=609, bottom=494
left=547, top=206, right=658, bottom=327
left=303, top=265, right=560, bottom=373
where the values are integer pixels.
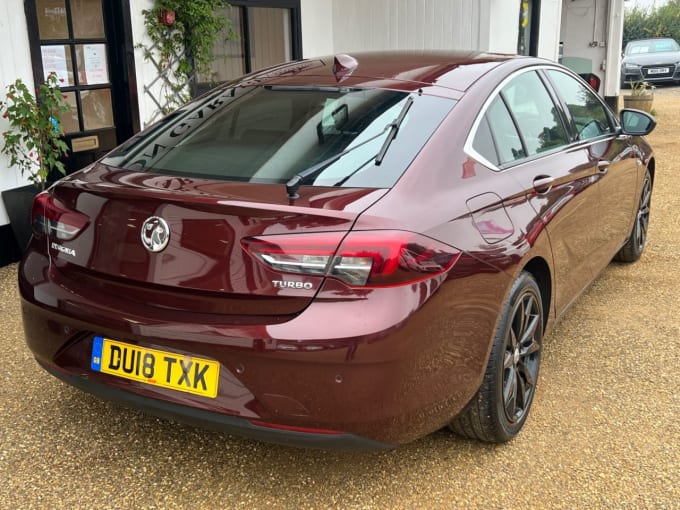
left=472, top=115, right=500, bottom=166
left=485, top=96, right=525, bottom=164
left=501, top=71, right=568, bottom=156
left=547, top=70, right=613, bottom=141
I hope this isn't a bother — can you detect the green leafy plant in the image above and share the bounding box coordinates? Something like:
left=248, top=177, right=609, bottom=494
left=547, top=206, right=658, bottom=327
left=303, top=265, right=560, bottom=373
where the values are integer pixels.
left=1, top=73, right=70, bottom=190
left=140, top=0, right=234, bottom=113
left=630, top=80, right=655, bottom=96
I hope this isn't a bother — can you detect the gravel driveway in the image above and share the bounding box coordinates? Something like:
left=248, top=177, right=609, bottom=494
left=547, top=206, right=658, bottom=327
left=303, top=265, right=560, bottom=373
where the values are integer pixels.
left=1, top=94, right=678, bottom=510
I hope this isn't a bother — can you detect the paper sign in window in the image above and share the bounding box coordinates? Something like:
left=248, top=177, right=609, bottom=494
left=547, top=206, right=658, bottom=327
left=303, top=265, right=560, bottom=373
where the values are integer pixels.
left=79, top=44, right=108, bottom=85
left=41, top=45, right=72, bottom=86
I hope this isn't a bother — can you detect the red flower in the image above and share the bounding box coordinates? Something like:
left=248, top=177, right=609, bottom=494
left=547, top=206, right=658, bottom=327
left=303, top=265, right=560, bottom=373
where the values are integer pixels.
left=29, top=152, right=33, bottom=157
left=7, top=94, right=13, bottom=100
left=2, top=113, right=7, bottom=118
left=59, top=78, right=64, bottom=83
left=63, top=95, right=67, bottom=99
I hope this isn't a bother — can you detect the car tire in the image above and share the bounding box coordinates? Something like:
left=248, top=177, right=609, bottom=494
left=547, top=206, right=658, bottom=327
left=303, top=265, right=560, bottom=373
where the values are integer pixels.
left=450, top=271, right=543, bottom=442
left=615, top=169, right=652, bottom=263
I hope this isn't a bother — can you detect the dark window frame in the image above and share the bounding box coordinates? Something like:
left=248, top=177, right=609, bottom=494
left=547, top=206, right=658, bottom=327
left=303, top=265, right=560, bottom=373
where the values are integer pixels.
left=24, top=0, right=140, bottom=140
left=194, top=0, right=302, bottom=96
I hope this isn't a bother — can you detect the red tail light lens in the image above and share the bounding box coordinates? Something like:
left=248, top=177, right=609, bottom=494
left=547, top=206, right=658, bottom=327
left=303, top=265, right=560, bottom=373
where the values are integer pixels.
left=32, top=192, right=88, bottom=241
left=242, top=231, right=459, bottom=287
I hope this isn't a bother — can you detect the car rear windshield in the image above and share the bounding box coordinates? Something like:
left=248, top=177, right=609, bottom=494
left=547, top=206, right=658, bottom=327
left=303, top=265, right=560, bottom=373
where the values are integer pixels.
left=103, top=86, right=455, bottom=189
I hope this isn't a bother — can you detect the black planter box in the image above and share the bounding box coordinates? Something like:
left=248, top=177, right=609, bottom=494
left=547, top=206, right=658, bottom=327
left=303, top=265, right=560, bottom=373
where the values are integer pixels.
left=1, top=184, right=40, bottom=256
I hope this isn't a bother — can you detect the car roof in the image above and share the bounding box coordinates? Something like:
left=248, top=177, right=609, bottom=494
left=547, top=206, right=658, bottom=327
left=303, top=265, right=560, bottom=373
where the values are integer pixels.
left=236, top=51, right=529, bottom=98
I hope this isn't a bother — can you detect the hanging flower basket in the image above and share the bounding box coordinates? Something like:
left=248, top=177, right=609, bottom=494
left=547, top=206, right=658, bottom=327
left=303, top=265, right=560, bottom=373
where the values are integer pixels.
left=158, top=9, right=176, bottom=26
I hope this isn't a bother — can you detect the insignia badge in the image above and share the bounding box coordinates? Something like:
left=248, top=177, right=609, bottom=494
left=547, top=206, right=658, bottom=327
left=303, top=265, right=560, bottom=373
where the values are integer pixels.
left=141, top=216, right=170, bottom=252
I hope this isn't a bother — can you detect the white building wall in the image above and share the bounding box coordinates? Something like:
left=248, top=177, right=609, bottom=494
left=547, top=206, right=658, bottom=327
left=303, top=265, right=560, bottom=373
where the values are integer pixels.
left=487, top=0, right=521, bottom=54
left=299, top=0, right=562, bottom=61
left=300, top=0, right=335, bottom=57
left=560, top=0, right=609, bottom=74
left=329, top=0, right=486, bottom=53
left=0, top=0, right=34, bottom=225
left=538, top=0, right=563, bottom=61
left=129, top=0, right=165, bottom=128
left=560, top=0, right=623, bottom=96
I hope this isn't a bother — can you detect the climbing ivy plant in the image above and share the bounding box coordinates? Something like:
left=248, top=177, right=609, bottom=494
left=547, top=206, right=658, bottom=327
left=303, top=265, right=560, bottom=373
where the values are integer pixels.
left=140, top=0, right=233, bottom=113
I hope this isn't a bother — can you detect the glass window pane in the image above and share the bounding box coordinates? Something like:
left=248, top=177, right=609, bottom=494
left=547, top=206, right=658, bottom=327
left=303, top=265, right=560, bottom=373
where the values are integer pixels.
left=71, top=0, right=105, bottom=38
left=81, top=88, right=114, bottom=130
left=199, top=6, right=246, bottom=85
left=547, top=70, right=613, bottom=141
left=472, top=116, right=500, bottom=166
left=486, top=96, right=525, bottom=164
left=36, top=0, right=69, bottom=39
left=40, top=45, right=74, bottom=86
left=61, top=91, right=80, bottom=134
left=103, top=87, right=455, bottom=191
left=75, top=44, right=109, bottom=85
left=248, top=8, right=292, bottom=72
left=502, top=71, right=568, bottom=156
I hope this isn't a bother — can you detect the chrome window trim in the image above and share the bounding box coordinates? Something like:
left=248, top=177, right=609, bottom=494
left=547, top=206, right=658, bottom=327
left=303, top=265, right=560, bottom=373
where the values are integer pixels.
left=464, top=64, right=618, bottom=172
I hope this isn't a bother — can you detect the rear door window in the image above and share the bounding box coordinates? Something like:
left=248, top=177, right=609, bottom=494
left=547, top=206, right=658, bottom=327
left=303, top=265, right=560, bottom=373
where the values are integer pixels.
left=501, top=71, right=569, bottom=156
left=484, top=96, right=526, bottom=165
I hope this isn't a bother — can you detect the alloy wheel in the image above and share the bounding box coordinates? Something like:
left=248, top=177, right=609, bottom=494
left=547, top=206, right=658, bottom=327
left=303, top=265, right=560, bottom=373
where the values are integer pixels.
left=502, top=290, right=541, bottom=424
left=635, top=175, right=652, bottom=252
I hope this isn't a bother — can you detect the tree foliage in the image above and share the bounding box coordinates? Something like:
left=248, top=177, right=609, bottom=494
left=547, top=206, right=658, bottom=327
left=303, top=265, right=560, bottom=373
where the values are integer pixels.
left=140, top=0, right=234, bottom=113
left=0, top=73, right=70, bottom=190
left=624, top=0, right=680, bottom=48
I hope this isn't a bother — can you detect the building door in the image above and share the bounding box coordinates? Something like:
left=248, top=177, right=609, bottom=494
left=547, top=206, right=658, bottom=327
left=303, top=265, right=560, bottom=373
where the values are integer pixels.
left=196, top=0, right=302, bottom=95
left=24, top=0, right=139, bottom=175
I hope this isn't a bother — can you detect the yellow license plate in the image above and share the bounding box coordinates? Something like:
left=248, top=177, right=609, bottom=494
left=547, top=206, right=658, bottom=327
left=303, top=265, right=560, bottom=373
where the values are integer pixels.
left=91, top=337, right=219, bottom=398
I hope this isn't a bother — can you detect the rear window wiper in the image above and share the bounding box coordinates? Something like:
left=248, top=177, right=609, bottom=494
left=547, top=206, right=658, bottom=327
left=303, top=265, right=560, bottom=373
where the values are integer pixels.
left=374, top=96, right=414, bottom=165
left=285, top=96, right=415, bottom=199
left=285, top=123, right=391, bottom=199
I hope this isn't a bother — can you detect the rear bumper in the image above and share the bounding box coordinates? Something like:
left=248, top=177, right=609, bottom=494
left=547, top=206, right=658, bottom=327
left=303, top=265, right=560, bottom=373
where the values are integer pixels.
left=42, top=362, right=393, bottom=451
left=19, top=253, right=506, bottom=447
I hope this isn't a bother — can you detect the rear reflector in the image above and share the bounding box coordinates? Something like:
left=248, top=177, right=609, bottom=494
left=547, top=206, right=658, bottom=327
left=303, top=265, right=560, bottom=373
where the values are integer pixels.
left=32, top=192, right=88, bottom=241
left=249, top=420, right=344, bottom=435
left=242, top=231, right=459, bottom=287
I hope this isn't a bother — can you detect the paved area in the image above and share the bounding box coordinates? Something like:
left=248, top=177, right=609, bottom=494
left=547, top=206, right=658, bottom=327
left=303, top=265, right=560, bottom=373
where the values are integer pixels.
left=1, top=94, right=679, bottom=509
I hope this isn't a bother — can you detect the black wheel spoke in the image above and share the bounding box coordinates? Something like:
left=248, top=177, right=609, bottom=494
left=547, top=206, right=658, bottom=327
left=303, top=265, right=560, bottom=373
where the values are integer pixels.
left=504, top=368, right=517, bottom=417
left=520, top=337, right=540, bottom=357
left=520, top=314, right=539, bottom=347
left=516, top=370, right=528, bottom=411
left=518, top=360, right=535, bottom=390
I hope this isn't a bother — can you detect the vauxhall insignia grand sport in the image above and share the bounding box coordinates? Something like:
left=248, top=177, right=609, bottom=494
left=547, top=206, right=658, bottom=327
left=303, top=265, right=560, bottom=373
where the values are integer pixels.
left=20, top=52, right=656, bottom=449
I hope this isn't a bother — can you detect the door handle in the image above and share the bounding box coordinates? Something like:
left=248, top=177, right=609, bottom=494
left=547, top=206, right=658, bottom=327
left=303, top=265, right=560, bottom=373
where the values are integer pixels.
left=597, top=161, right=610, bottom=174
left=533, top=175, right=555, bottom=194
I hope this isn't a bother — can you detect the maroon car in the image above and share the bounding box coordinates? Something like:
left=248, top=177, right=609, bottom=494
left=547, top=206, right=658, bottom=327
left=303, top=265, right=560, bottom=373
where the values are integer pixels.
left=19, top=52, right=656, bottom=449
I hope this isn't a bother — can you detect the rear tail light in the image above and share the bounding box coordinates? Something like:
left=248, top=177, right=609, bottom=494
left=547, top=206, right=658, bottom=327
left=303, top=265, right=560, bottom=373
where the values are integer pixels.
left=242, top=231, right=459, bottom=287
left=32, top=192, right=88, bottom=241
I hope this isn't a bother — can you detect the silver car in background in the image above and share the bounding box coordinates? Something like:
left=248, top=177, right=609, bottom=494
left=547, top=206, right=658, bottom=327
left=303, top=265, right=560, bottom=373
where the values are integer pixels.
left=621, top=38, right=680, bottom=86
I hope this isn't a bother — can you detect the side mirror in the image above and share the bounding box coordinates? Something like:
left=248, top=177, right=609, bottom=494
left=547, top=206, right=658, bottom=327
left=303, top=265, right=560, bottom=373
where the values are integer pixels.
left=620, top=109, right=656, bottom=136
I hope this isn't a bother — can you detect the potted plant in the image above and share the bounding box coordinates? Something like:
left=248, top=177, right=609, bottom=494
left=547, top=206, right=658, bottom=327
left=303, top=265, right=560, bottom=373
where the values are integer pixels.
left=623, top=80, right=654, bottom=113
left=1, top=72, right=70, bottom=251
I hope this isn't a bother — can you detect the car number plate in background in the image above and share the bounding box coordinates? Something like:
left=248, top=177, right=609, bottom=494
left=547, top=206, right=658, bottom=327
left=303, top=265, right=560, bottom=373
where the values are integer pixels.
left=648, top=67, right=669, bottom=74
left=91, top=337, right=219, bottom=398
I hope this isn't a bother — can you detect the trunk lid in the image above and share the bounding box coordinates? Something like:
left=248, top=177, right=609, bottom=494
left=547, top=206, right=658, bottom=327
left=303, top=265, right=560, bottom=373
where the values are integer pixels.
left=46, top=165, right=386, bottom=316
